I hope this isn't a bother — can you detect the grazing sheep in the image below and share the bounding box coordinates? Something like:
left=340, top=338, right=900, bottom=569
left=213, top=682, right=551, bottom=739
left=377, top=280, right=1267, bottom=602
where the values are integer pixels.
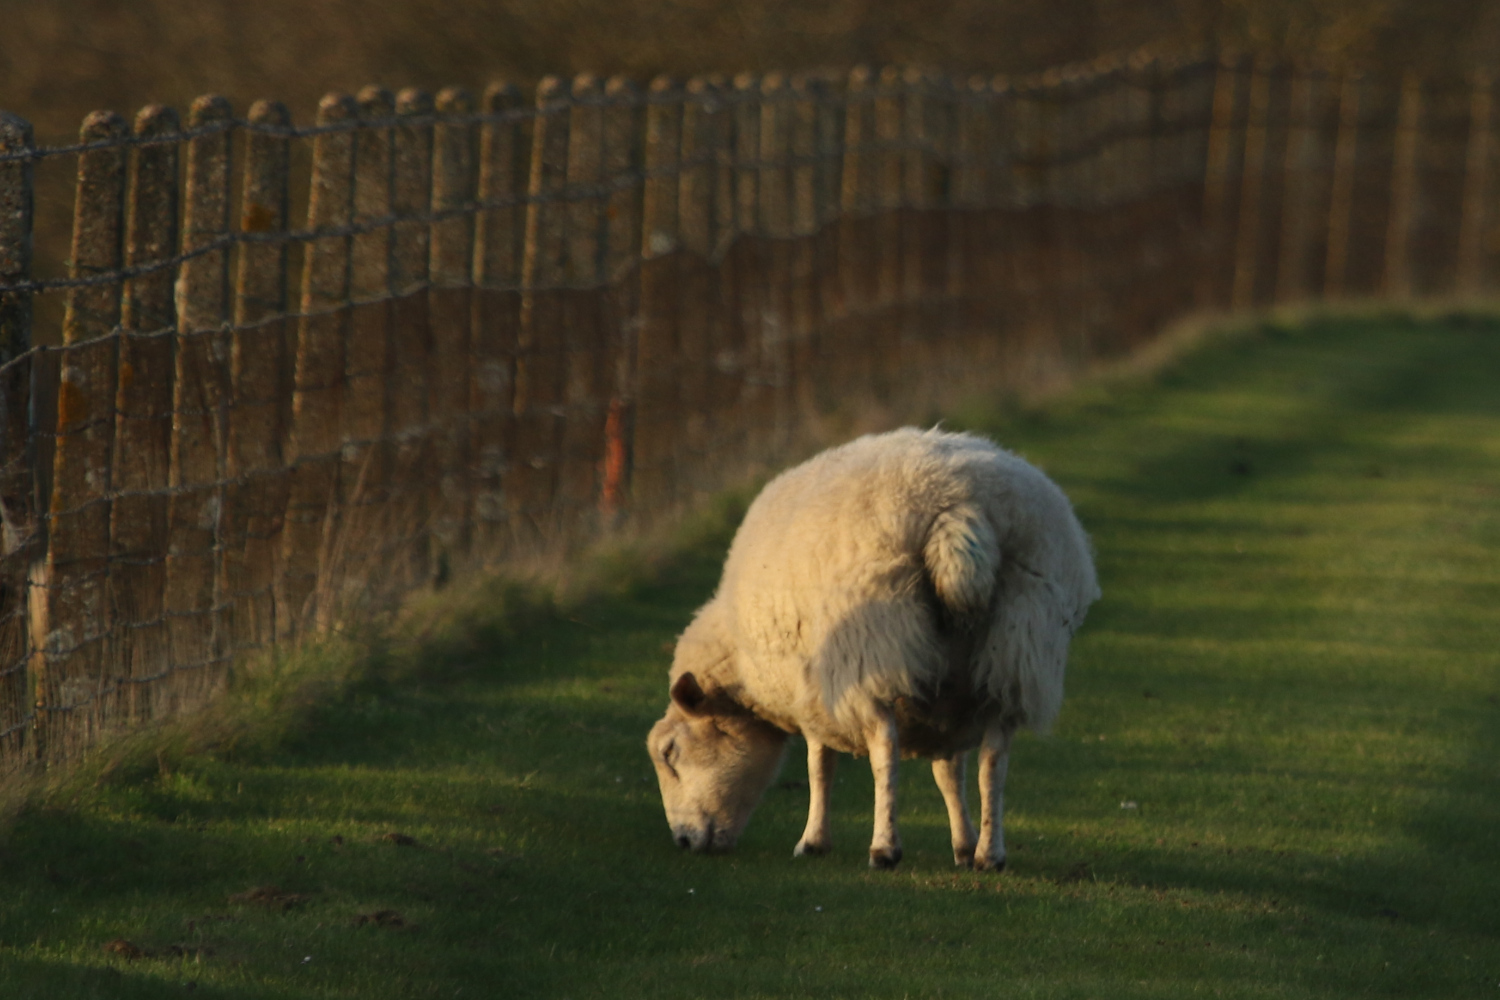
left=647, top=427, right=1099, bottom=870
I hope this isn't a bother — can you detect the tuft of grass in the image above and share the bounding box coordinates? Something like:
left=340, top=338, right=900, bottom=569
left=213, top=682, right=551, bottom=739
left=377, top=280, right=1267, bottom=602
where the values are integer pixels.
left=1, top=313, right=1498, bottom=998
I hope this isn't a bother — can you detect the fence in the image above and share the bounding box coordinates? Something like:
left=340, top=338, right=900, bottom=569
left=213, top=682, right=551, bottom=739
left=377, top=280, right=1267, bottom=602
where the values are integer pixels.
left=0, top=50, right=1494, bottom=772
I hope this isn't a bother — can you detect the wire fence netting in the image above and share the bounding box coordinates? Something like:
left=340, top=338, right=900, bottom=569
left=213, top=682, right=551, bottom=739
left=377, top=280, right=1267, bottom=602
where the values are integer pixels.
left=0, top=50, right=1493, bottom=771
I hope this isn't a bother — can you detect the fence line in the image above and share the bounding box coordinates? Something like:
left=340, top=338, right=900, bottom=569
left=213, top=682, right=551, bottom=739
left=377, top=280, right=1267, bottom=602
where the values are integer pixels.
left=0, top=50, right=1490, bottom=772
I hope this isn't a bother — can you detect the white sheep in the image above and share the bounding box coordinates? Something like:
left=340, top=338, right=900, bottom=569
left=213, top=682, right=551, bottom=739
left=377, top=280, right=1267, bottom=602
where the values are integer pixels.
left=647, top=427, right=1099, bottom=869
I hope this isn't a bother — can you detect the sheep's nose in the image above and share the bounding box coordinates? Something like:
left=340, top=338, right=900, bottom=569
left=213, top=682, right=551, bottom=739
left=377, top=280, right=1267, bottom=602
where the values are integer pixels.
left=675, top=834, right=692, bottom=850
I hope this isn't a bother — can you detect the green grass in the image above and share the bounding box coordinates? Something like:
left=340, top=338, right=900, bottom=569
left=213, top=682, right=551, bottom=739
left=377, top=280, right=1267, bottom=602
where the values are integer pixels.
left=2, top=314, right=1498, bottom=998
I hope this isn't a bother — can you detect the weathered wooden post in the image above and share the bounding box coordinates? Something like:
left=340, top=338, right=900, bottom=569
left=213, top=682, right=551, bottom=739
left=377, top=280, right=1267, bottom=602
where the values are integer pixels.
left=228, top=100, right=291, bottom=653
left=471, top=80, right=525, bottom=554
left=837, top=67, right=877, bottom=411
left=515, top=77, right=570, bottom=542
left=336, top=85, right=395, bottom=609
left=597, top=76, right=639, bottom=523
left=1384, top=73, right=1422, bottom=299
left=1323, top=74, right=1361, bottom=299
left=1231, top=58, right=1273, bottom=310
left=44, top=110, right=127, bottom=756
left=166, top=94, right=234, bottom=705
left=0, top=111, right=35, bottom=769
left=280, top=93, right=355, bottom=639
left=430, top=86, right=477, bottom=563
left=632, top=75, right=680, bottom=513
left=676, top=77, right=719, bottom=491
left=787, top=73, right=822, bottom=432
left=1457, top=72, right=1494, bottom=295
left=111, top=105, right=178, bottom=721
left=1201, top=54, right=1246, bottom=309
left=758, top=72, right=793, bottom=459
left=389, top=88, right=436, bottom=579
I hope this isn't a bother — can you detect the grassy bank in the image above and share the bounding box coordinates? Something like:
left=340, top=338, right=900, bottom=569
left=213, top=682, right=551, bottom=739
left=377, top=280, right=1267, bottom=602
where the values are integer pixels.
left=1, top=313, right=1497, bottom=998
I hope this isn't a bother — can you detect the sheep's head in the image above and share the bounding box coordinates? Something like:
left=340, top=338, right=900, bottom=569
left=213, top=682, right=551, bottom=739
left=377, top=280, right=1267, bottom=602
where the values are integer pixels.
left=647, top=672, right=788, bottom=852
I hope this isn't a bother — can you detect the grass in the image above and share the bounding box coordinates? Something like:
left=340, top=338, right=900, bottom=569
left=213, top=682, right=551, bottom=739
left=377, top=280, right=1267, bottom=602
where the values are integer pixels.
left=1, top=312, right=1498, bottom=998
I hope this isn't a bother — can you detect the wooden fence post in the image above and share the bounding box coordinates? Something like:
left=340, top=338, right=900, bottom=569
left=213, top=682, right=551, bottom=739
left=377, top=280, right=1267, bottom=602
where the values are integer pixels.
left=472, top=80, right=525, bottom=554
left=389, top=88, right=436, bottom=579
left=552, top=75, right=609, bottom=541
left=1276, top=68, right=1325, bottom=303
left=166, top=94, right=233, bottom=707
left=430, top=86, right=477, bottom=566
left=112, top=105, right=177, bottom=721
left=632, top=76, right=680, bottom=513
left=280, top=93, right=355, bottom=639
left=676, top=77, right=719, bottom=491
left=758, top=73, right=793, bottom=459
left=1231, top=58, right=1273, bottom=310
left=228, top=100, right=291, bottom=653
left=1323, top=74, right=1361, bottom=298
left=600, top=77, right=642, bottom=520
left=837, top=67, right=877, bottom=411
left=515, top=77, right=570, bottom=542
left=1201, top=54, right=1245, bottom=309
left=43, top=109, right=127, bottom=758
left=1384, top=73, right=1422, bottom=299
left=1457, top=72, right=1494, bottom=295
left=788, top=73, right=821, bottom=433
left=0, top=111, right=35, bottom=770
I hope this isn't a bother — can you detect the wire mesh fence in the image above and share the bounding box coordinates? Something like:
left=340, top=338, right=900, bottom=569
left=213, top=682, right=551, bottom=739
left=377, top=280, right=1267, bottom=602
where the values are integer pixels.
left=0, top=49, right=1493, bottom=772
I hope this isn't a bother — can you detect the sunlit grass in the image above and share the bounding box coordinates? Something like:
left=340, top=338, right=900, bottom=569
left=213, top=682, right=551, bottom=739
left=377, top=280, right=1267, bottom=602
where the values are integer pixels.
left=1, top=314, right=1497, bottom=998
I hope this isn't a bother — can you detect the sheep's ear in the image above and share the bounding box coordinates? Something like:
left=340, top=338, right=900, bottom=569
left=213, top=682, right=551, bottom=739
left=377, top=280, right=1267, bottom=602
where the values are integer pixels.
left=670, top=672, right=709, bottom=714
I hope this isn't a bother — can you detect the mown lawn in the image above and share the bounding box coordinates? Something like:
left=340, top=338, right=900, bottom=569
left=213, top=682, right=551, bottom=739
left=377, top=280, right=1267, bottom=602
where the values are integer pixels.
left=1, top=314, right=1497, bottom=998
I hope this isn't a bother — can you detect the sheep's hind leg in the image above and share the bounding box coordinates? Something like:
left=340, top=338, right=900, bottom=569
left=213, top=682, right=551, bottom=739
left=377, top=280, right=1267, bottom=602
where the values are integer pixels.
left=974, top=722, right=1014, bottom=872
left=932, top=752, right=978, bottom=867
left=866, top=711, right=903, bottom=869
left=794, top=738, right=837, bottom=857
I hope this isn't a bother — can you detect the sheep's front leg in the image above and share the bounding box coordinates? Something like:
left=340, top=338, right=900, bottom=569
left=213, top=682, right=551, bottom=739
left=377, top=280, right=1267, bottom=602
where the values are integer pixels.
left=794, top=738, right=837, bottom=857
left=974, top=722, right=1014, bottom=872
left=932, top=752, right=978, bottom=867
left=866, top=711, right=903, bottom=869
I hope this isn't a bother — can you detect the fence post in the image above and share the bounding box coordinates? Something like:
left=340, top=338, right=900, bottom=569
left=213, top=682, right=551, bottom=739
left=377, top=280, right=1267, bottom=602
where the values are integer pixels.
left=388, top=88, right=436, bottom=581
left=788, top=73, right=822, bottom=432
left=515, top=77, right=570, bottom=543
left=1230, top=58, right=1273, bottom=311
left=676, top=77, right=718, bottom=492
left=1323, top=74, right=1361, bottom=298
left=166, top=94, right=234, bottom=707
left=227, top=100, right=291, bottom=654
left=598, top=77, right=640, bottom=522
left=472, top=80, right=524, bottom=554
left=838, top=67, right=877, bottom=411
left=758, top=73, right=793, bottom=459
left=1457, top=72, right=1493, bottom=295
left=632, top=76, right=680, bottom=514
left=1276, top=68, right=1324, bottom=304
left=430, top=87, right=477, bottom=567
left=1384, top=73, right=1422, bottom=299
left=1199, top=54, right=1243, bottom=309
left=111, top=105, right=177, bottom=721
left=0, top=111, right=35, bottom=771
left=42, top=109, right=127, bottom=758
left=328, top=86, right=394, bottom=612
left=281, top=93, right=355, bottom=638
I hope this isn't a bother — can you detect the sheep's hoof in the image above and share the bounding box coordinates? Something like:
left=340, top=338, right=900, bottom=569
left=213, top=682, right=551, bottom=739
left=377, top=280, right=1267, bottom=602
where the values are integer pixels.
left=973, top=854, right=1006, bottom=873
left=953, top=846, right=976, bottom=869
left=868, top=846, right=903, bottom=870
left=793, top=839, right=830, bottom=857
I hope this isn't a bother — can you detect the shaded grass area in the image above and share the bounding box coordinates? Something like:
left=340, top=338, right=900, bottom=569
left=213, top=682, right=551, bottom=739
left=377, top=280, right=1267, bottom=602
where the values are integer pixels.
left=1, top=314, right=1498, bottom=998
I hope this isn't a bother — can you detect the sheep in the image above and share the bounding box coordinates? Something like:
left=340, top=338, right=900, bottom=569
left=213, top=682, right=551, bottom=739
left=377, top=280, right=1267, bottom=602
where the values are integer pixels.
left=647, top=427, right=1100, bottom=870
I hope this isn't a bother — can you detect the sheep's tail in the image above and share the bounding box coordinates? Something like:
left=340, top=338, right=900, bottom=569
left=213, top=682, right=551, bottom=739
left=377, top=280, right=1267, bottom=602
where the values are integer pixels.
left=923, top=503, right=999, bottom=620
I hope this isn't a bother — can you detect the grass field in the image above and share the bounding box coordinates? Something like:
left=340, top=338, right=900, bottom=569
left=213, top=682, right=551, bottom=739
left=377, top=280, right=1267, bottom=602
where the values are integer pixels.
left=1, top=313, right=1497, bottom=998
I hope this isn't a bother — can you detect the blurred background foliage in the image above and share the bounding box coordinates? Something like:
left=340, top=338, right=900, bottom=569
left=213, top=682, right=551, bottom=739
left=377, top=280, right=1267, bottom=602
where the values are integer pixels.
left=3, top=0, right=1500, bottom=141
